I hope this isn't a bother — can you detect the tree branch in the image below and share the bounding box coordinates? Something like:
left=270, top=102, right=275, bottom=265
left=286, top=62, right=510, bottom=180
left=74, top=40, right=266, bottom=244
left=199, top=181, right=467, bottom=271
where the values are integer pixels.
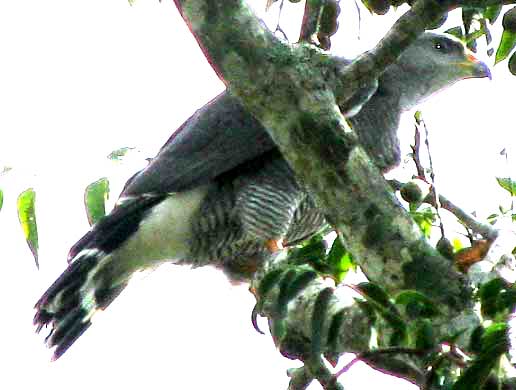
left=171, top=0, right=489, bottom=386
left=437, top=195, right=498, bottom=240
left=388, top=178, right=499, bottom=242
left=176, top=0, right=471, bottom=309
left=299, top=0, right=322, bottom=44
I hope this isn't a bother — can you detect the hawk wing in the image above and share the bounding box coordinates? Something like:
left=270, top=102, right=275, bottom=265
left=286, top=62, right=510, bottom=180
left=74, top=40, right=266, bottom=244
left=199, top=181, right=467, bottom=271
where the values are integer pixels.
left=122, top=92, right=276, bottom=196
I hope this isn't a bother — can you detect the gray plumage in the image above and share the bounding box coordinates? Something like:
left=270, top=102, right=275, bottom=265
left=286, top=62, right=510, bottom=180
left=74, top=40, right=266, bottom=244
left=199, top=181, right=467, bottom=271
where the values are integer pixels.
left=34, top=32, right=490, bottom=360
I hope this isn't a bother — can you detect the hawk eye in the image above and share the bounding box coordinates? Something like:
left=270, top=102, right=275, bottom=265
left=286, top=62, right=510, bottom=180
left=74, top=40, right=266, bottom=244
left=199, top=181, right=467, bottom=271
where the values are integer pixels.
left=434, top=41, right=445, bottom=51
left=433, top=39, right=455, bottom=54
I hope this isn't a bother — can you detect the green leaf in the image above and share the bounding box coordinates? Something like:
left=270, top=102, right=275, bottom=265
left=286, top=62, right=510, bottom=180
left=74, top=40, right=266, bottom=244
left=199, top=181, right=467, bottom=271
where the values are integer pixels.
left=270, top=318, right=287, bottom=345
left=502, top=6, right=516, bottom=32
left=288, top=238, right=327, bottom=265
left=487, top=213, right=498, bottom=224
left=326, top=309, right=346, bottom=356
left=326, top=237, right=345, bottom=265
left=362, top=0, right=390, bottom=15
left=326, top=238, right=354, bottom=283
left=510, top=51, right=516, bottom=75
left=257, top=268, right=285, bottom=298
left=452, top=323, right=509, bottom=390
left=452, top=355, right=498, bottom=390
left=389, top=327, right=407, bottom=346
left=496, top=177, right=516, bottom=196
left=355, top=299, right=377, bottom=325
left=462, top=7, right=476, bottom=35
left=443, top=329, right=468, bottom=345
left=311, top=287, right=334, bottom=357
left=494, top=30, right=516, bottom=64
left=254, top=267, right=302, bottom=334
left=286, top=270, right=317, bottom=300
left=395, top=290, right=440, bottom=318
left=414, top=319, right=435, bottom=350
left=469, top=325, right=485, bottom=354
left=0, top=188, right=3, bottom=212
left=84, top=177, right=110, bottom=226
left=445, top=26, right=464, bottom=40
left=356, top=282, right=407, bottom=345
left=479, top=278, right=509, bottom=319
left=334, top=252, right=354, bottom=283
left=482, top=376, right=500, bottom=390
left=481, top=323, right=509, bottom=353
left=484, top=4, right=502, bottom=24
left=357, top=282, right=392, bottom=308
left=275, top=269, right=298, bottom=317
left=498, top=287, right=516, bottom=313
left=410, top=207, right=436, bottom=238
left=427, top=12, right=448, bottom=30
left=107, top=146, right=135, bottom=161
left=452, top=238, right=464, bottom=251
left=17, top=188, right=39, bottom=268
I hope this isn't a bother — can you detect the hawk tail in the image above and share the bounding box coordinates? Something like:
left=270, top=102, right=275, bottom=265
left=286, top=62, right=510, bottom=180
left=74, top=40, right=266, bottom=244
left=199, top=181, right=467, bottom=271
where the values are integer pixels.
left=34, top=194, right=167, bottom=360
left=34, top=248, right=128, bottom=360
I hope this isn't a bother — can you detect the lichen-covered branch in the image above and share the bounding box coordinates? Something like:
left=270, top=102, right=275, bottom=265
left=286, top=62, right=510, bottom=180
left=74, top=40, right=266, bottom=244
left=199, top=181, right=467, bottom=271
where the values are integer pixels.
left=333, top=0, right=446, bottom=105
left=250, top=261, right=437, bottom=387
left=173, top=0, right=470, bottom=310
left=389, top=179, right=499, bottom=241
left=438, top=195, right=498, bottom=240
left=170, top=0, right=492, bottom=386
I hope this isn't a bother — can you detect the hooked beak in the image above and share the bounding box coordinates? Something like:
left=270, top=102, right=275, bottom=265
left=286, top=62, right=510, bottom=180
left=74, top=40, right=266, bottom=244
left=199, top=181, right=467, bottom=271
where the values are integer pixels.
left=459, top=53, right=492, bottom=80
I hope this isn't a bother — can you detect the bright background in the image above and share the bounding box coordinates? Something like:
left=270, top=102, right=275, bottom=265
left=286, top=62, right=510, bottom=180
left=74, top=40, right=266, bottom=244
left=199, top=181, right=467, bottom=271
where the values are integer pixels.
left=0, top=1, right=514, bottom=389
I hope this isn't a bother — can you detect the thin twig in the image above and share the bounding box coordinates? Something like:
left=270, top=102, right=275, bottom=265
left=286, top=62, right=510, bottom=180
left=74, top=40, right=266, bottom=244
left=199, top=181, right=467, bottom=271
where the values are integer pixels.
left=411, top=115, right=426, bottom=179
left=389, top=179, right=498, bottom=241
left=274, top=0, right=289, bottom=41
left=431, top=194, right=498, bottom=241
left=417, top=113, right=446, bottom=237
left=354, top=0, right=362, bottom=40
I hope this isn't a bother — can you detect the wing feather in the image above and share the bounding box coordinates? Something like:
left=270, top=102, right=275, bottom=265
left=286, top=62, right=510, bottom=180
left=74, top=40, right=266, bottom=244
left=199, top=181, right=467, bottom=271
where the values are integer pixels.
left=122, top=92, right=275, bottom=196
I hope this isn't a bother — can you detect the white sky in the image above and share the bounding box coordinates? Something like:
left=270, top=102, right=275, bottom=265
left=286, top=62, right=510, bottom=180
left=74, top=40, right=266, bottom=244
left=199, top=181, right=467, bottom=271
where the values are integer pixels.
left=0, top=1, right=514, bottom=389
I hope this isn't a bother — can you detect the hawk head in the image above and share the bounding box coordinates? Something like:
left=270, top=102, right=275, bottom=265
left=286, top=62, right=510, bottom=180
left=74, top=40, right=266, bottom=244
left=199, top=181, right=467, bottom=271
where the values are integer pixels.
left=390, top=32, right=491, bottom=111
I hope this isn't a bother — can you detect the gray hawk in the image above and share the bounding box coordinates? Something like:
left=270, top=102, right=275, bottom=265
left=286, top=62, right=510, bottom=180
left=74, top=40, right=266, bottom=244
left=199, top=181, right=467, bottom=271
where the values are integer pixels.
left=34, top=32, right=491, bottom=360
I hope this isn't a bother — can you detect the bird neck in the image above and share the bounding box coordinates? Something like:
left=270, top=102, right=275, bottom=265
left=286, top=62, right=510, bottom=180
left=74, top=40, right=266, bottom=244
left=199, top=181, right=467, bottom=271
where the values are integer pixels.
left=347, top=86, right=402, bottom=172
left=384, top=62, right=434, bottom=111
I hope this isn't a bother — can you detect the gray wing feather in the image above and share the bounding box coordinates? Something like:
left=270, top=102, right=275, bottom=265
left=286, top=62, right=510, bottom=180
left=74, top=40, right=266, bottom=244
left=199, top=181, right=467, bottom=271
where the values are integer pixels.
left=122, top=70, right=403, bottom=196
left=122, top=92, right=276, bottom=196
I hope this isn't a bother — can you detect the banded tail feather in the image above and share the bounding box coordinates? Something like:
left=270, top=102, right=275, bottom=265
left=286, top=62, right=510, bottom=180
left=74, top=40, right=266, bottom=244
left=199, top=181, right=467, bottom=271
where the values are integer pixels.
left=34, top=189, right=207, bottom=360
left=34, top=249, right=122, bottom=360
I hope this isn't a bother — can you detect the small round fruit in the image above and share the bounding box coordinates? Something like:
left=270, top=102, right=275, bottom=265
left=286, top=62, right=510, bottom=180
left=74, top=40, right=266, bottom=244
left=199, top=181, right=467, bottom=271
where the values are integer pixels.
left=400, top=181, right=423, bottom=204
left=509, top=51, right=516, bottom=76
left=436, top=237, right=454, bottom=260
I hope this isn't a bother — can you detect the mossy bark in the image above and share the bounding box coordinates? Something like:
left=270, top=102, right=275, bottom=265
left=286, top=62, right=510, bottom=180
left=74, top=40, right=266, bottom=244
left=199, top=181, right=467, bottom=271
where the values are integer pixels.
left=172, top=0, right=489, bottom=387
